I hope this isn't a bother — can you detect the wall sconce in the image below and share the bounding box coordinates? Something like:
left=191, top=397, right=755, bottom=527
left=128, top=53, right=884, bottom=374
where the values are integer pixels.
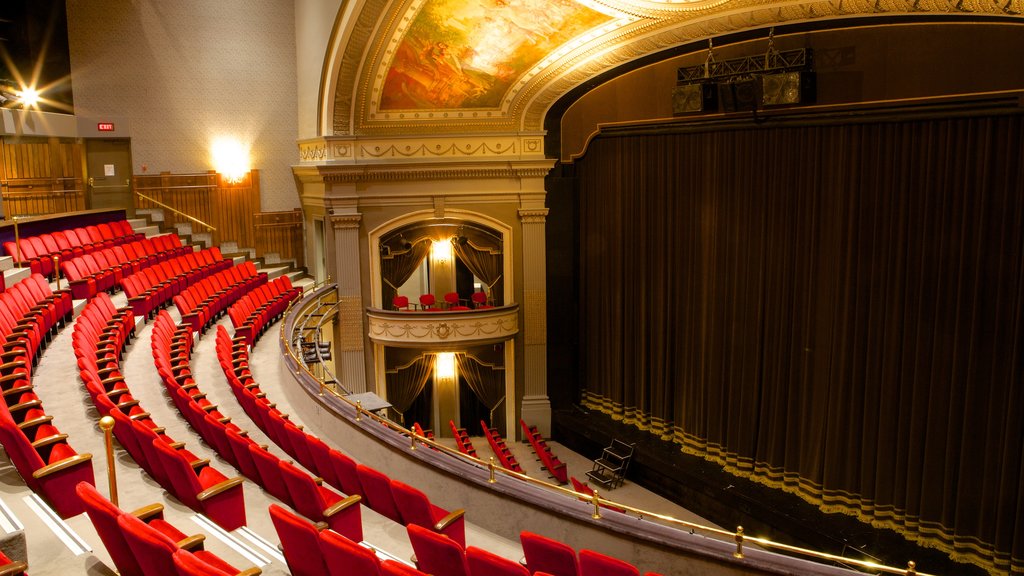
left=212, top=137, right=250, bottom=184
left=431, top=238, right=453, bottom=264
left=435, top=352, right=456, bottom=381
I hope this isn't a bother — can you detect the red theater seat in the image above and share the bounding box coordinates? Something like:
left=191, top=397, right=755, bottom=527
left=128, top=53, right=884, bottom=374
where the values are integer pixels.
left=578, top=549, right=640, bottom=576
left=407, top=523, right=470, bottom=576
left=390, top=479, right=466, bottom=548
left=269, top=504, right=329, bottom=576
left=521, top=531, right=580, bottom=576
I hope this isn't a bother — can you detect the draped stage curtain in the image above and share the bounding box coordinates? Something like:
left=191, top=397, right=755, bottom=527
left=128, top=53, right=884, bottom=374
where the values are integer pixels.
left=385, top=355, right=433, bottom=416
left=456, top=353, right=506, bottom=428
left=576, top=112, right=1024, bottom=575
left=381, top=240, right=431, bottom=308
left=454, top=241, right=503, bottom=304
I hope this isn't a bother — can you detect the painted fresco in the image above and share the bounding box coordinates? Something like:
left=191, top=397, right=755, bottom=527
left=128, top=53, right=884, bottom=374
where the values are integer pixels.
left=380, top=0, right=613, bottom=110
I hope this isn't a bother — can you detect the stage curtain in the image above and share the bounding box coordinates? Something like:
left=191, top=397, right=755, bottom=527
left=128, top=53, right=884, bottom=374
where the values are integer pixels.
left=454, top=241, right=503, bottom=304
left=576, top=112, right=1024, bottom=575
left=386, top=355, right=433, bottom=416
left=457, top=353, right=506, bottom=427
left=381, top=240, right=431, bottom=308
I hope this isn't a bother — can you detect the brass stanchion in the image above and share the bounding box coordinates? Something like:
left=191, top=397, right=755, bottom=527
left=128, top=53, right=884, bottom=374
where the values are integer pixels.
left=99, top=416, right=118, bottom=507
left=591, top=490, right=602, bottom=519
left=355, top=400, right=363, bottom=421
left=906, top=561, right=917, bottom=575
left=12, top=216, right=21, bottom=266
left=734, top=526, right=745, bottom=559
left=488, top=457, right=496, bottom=483
left=410, top=431, right=417, bottom=450
left=52, top=255, right=60, bottom=290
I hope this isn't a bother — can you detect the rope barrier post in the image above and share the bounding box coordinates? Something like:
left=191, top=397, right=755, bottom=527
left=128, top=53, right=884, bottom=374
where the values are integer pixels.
left=410, top=431, right=417, bottom=450
left=99, top=416, right=118, bottom=507
left=488, top=457, right=496, bottom=483
left=734, top=526, right=744, bottom=559
left=12, top=217, right=21, bottom=266
left=906, top=561, right=916, bottom=575
left=592, top=490, right=602, bottom=519
left=355, top=400, right=363, bottom=421
left=53, top=255, right=60, bottom=290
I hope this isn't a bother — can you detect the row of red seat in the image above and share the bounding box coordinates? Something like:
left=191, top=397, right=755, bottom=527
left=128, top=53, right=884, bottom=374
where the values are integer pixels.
left=4, top=220, right=144, bottom=278
left=0, top=274, right=93, bottom=518
left=449, top=420, right=478, bottom=458
left=521, top=419, right=568, bottom=484
left=174, top=262, right=266, bottom=333
left=76, top=481, right=260, bottom=576
left=482, top=420, right=523, bottom=473
left=120, top=247, right=230, bottom=319
left=62, top=234, right=191, bottom=299
left=521, top=530, right=663, bottom=576
left=226, top=275, right=300, bottom=346
left=74, top=294, right=246, bottom=531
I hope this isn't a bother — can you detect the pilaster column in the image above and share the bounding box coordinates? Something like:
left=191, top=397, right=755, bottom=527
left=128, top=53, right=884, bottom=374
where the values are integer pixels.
left=518, top=207, right=550, bottom=437
left=331, top=213, right=368, bottom=393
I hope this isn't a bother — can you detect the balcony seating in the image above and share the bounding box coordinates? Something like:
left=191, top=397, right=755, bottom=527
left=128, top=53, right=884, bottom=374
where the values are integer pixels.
left=521, top=419, right=567, bottom=484
left=393, top=295, right=411, bottom=311
left=279, top=460, right=364, bottom=542
left=76, top=481, right=209, bottom=576
left=174, top=262, right=266, bottom=333
left=466, top=546, right=530, bottom=576
left=407, top=523, right=470, bottom=576
left=171, top=549, right=262, bottom=576
left=448, top=420, right=477, bottom=458
left=120, top=248, right=230, bottom=320
left=227, top=276, right=301, bottom=346
left=418, top=294, right=437, bottom=311
left=149, top=438, right=247, bottom=530
left=521, top=531, right=580, bottom=576
left=269, top=504, right=330, bottom=576
left=391, top=479, right=466, bottom=548
left=443, top=292, right=471, bottom=311
left=578, top=549, right=640, bottom=576
left=471, top=291, right=493, bottom=309
left=117, top=513, right=254, bottom=576
left=481, top=420, right=522, bottom=473
left=355, top=464, right=404, bottom=524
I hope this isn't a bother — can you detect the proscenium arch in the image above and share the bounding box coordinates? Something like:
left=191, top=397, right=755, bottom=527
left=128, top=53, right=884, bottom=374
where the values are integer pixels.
left=367, top=209, right=514, bottom=310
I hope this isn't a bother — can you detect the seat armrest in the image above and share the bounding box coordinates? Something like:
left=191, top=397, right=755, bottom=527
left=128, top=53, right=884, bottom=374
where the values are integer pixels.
left=434, top=508, right=466, bottom=531
left=176, top=534, right=207, bottom=551
left=323, top=494, right=361, bottom=518
left=196, top=476, right=245, bottom=501
left=130, top=502, right=165, bottom=522
left=32, top=453, right=93, bottom=478
left=0, top=560, right=28, bottom=575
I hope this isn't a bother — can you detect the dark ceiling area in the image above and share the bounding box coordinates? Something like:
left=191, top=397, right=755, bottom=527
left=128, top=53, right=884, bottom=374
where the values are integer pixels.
left=0, top=0, right=73, bottom=113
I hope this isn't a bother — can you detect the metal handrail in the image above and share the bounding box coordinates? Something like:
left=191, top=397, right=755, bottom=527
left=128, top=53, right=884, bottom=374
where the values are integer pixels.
left=280, top=285, right=930, bottom=576
left=134, top=190, right=217, bottom=231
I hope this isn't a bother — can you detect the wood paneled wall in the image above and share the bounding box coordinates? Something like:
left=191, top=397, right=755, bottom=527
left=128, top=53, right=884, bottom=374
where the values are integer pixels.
left=0, top=138, right=86, bottom=217
left=133, top=170, right=261, bottom=247
left=255, top=208, right=305, bottom=270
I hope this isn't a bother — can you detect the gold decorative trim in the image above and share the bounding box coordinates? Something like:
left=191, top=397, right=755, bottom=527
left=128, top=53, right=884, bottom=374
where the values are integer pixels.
left=322, top=165, right=554, bottom=184
left=523, top=289, right=547, bottom=345
left=338, top=296, right=365, bottom=352
left=330, top=214, right=363, bottom=229
left=518, top=209, right=550, bottom=224
left=367, top=305, right=519, bottom=348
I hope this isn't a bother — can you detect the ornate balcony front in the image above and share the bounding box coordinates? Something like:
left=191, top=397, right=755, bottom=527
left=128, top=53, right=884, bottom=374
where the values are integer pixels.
left=366, top=304, right=519, bottom=349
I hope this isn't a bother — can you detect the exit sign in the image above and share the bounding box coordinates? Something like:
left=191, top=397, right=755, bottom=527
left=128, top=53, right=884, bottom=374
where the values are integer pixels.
left=97, top=122, right=115, bottom=131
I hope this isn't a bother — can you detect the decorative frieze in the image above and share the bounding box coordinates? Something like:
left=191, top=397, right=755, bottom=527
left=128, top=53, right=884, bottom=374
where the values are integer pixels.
left=367, top=305, right=520, bottom=348
left=330, top=213, right=363, bottom=230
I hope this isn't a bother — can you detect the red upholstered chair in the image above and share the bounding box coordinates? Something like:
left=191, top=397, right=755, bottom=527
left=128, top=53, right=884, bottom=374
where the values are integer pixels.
left=381, top=561, right=429, bottom=575
left=390, top=479, right=466, bottom=548
left=570, top=476, right=625, bottom=513
left=392, top=295, right=411, bottom=311
left=443, top=292, right=470, bottom=311
left=470, top=291, right=493, bottom=309
left=520, top=531, right=580, bottom=576
left=76, top=481, right=199, bottom=576
left=171, top=548, right=262, bottom=576
left=248, top=443, right=293, bottom=504
left=117, top=513, right=247, bottom=576
left=318, top=528, right=383, bottom=576
left=418, top=294, right=437, bottom=311
left=407, top=523, right=470, bottom=576
left=305, top=435, right=340, bottom=490
left=269, top=504, right=329, bottom=576
left=150, top=438, right=247, bottom=530
left=355, top=464, right=403, bottom=523
left=578, top=550, right=640, bottom=576
left=328, top=448, right=365, bottom=498
left=466, top=546, right=530, bottom=576
left=278, top=459, right=364, bottom=542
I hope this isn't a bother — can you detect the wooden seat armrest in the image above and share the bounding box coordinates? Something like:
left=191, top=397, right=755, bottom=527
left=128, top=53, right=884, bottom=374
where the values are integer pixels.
left=0, top=373, right=28, bottom=385
left=116, top=399, right=141, bottom=410
left=150, top=426, right=166, bottom=434
left=196, top=476, right=245, bottom=501
left=201, top=404, right=219, bottom=412
left=313, top=477, right=323, bottom=486
left=175, top=534, right=207, bottom=551
left=0, top=361, right=26, bottom=372
left=217, top=416, right=231, bottom=424
left=3, top=385, right=33, bottom=397
left=0, top=560, right=28, bottom=575
left=168, top=441, right=185, bottom=450
left=434, top=508, right=466, bottom=532
left=105, top=388, right=130, bottom=399
left=7, top=399, right=41, bottom=413
left=18, top=415, right=53, bottom=430
left=313, top=521, right=328, bottom=531
left=129, top=411, right=152, bottom=421
left=323, top=494, right=361, bottom=518
left=190, top=458, right=211, bottom=470
left=32, top=453, right=92, bottom=478
left=235, top=568, right=262, bottom=576
left=31, top=433, right=68, bottom=450
left=130, top=503, right=165, bottom=521
left=101, top=375, right=126, bottom=386
left=0, top=351, right=25, bottom=360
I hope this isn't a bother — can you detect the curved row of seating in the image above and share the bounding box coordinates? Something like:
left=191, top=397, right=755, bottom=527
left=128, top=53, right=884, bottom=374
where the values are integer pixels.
left=76, top=481, right=260, bottom=576
left=0, top=274, right=93, bottom=518
left=449, top=420, right=478, bottom=458
left=174, top=262, right=265, bottom=333
left=74, top=294, right=247, bottom=531
left=120, top=247, right=230, bottom=319
left=4, top=220, right=144, bottom=278
left=227, top=275, right=300, bottom=346
left=482, top=420, right=523, bottom=473
left=521, top=419, right=567, bottom=485
left=61, top=234, right=191, bottom=299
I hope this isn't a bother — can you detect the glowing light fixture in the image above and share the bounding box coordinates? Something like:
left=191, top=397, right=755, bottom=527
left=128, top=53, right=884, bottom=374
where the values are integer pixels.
left=212, top=137, right=250, bottom=184
left=17, top=87, right=40, bottom=108
left=431, top=238, right=453, bottom=263
left=435, top=352, right=456, bottom=380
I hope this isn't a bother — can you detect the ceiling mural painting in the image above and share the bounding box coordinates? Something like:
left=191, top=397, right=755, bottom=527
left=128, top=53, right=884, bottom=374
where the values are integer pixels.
left=380, top=0, right=616, bottom=110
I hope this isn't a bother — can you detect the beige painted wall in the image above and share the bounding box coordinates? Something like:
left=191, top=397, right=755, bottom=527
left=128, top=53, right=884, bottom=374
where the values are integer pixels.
left=295, top=0, right=344, bottom=139
left=66, top=0, right=301, bottom=211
